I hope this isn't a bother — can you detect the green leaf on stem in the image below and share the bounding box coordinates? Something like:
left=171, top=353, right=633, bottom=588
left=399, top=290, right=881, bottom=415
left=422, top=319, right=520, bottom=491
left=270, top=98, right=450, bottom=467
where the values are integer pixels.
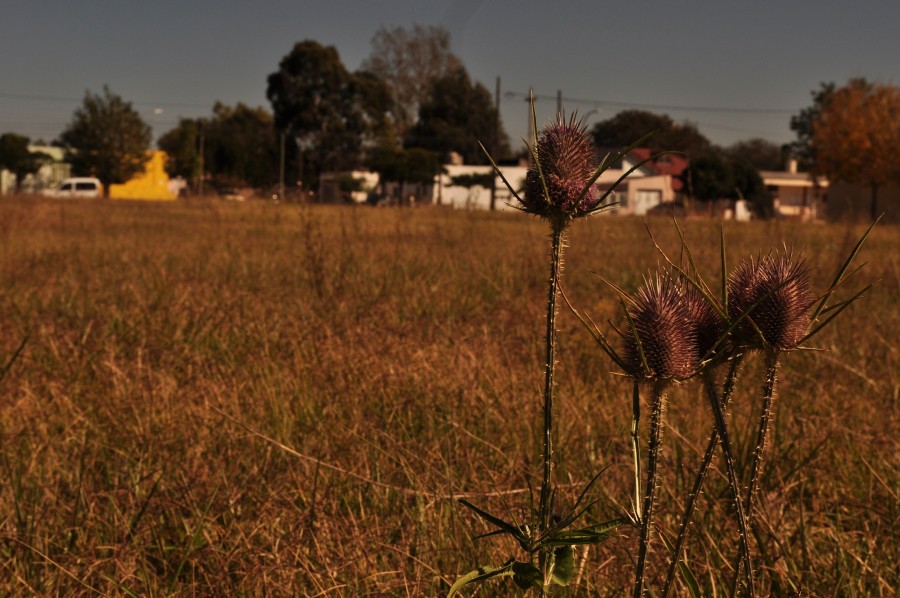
left=660, top=530, right=701, bottom=598
left=447, top=560, right=517, bottom=597
left=551, top=546, right=576, bottom=586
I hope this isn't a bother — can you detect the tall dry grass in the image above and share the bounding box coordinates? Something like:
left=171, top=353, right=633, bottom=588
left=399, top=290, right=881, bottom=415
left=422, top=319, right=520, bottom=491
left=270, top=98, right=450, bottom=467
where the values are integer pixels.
left=0, top=196, right=897, bottom=596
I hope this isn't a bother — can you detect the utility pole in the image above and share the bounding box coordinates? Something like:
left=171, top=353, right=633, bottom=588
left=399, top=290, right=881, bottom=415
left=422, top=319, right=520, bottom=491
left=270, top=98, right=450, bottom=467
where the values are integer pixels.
left=526, top=91, right=533, bottom=145
left=197, top=120, right=205, bottom=197
left=278, top=131, right=285, bottom=201
left=557, top=89, right=562, bottom=117
left=490, top=75, right=500, bottom=211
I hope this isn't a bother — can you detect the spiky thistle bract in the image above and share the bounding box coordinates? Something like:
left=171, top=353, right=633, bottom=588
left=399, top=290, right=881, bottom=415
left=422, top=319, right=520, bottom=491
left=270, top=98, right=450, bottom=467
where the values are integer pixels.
left=727, top=251, right=813, bottom=351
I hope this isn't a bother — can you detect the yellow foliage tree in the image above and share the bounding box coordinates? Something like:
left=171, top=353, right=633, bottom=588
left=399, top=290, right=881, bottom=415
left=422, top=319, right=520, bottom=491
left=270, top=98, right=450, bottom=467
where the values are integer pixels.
left=812, top=79, right=900, bottom=220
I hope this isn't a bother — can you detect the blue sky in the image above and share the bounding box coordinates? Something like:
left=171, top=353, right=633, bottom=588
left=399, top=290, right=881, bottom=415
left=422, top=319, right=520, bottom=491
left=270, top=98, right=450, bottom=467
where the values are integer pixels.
left=1, top=0, right=898, bottom=151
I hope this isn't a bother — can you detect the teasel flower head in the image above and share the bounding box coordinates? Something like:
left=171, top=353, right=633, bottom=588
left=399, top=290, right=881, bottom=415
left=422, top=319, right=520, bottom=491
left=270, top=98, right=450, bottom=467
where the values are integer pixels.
left=621, top=273, right=700, bottom=382
left=726, top=251, right=813, bottom=351
left=684, top=283, right=727, bottom=364
left=521, top=116, right=602, bottom=222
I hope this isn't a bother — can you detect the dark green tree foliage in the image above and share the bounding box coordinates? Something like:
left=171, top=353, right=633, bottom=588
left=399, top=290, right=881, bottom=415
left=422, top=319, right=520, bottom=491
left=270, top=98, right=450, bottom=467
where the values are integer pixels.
left=267, top=40, right=392, bottom=185
left=732, top=160, right=774, bottom=217
left=591, top=110, right=711, bottom=157
left=369, top=144, right=442, bottom=187
left=159, top=104, right=280, bottom=190
left=205, top=103, right=278, bottom=189
left=686, top=153, right=773, bottom=217
left=59, top=86, right=151, bottom=195
left=405, top=67, right=509, bottom=164
left=724, top=138, right=786, bottom=172
left=789, top=82, right=836, bottom=171
left=158, top=118, right=201, bottom=184
left=0, top=133, right=48, bottom=191
left=688, top=154, right=734, bottom=201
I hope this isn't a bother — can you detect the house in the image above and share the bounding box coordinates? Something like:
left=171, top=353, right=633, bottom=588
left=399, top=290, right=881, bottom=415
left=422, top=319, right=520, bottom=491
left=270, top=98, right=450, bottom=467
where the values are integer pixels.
left=318, top=170, right=380, bottom=203
left=594, top=149, right=687, bottom=215
left=0, top=145, right=71, bottom=194
left=432, top=162, right=527, bottom=211
left=760, top=159, right=828, bottom=221
left=109, top=150, right=180, bottom=201
left=428, top=150, right=686, bottom=214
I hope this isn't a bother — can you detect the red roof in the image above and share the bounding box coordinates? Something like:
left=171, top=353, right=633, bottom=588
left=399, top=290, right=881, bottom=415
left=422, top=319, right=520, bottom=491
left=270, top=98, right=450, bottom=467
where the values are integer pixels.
left=629, top=148, right=690, bottom=192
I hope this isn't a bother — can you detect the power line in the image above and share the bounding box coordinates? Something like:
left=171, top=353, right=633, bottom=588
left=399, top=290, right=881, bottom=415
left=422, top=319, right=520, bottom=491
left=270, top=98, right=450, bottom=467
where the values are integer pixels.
left=0, top=91, right=210, bottom=109
left=502, top=90, right=799, bottom=115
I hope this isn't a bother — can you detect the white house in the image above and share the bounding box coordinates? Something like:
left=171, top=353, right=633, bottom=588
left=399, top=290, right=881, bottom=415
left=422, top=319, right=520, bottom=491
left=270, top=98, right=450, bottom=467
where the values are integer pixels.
left=761, top=160, right=828, bottom=221
left=0, top=145, right=71, bottom=194
left=429, top=153, right=678, bottom=214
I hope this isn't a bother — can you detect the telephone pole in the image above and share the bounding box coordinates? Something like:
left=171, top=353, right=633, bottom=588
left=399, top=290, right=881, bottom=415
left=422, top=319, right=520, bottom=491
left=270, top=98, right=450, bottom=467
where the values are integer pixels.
left=490, top=75, right=500, bottom=211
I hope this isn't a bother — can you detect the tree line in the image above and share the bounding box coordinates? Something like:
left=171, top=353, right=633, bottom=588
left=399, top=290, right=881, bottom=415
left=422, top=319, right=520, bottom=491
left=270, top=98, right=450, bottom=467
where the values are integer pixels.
left=1, top=24, right=897, bottom=218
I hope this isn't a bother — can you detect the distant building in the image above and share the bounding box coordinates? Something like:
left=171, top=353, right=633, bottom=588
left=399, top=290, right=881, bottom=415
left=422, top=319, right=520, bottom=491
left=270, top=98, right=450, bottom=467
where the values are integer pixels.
left=427, top=150, right=685, bottom=214
left=0, top=145, right=71, bottom=194
left=109, top=151, right=179, bottom=201
left=318, top=170, right=380, bottom=203
left=594, top=150, right=686, bottom=216
left=761, top=159, right=828, bottom=221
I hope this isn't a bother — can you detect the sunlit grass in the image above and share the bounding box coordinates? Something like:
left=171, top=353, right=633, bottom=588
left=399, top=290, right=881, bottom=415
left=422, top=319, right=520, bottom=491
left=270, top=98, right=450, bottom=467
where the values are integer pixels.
left=0, top=196, right=897, bottom=596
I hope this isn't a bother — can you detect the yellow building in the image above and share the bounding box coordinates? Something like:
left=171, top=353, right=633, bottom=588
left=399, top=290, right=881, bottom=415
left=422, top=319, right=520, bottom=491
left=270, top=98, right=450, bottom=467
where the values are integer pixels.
left=109, top=151, right=178, bottom=201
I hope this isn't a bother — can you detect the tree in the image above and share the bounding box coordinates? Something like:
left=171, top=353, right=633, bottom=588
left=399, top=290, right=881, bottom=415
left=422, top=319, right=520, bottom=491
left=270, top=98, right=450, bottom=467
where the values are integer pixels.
left=59, top=86, right=151, bottom=196
left=266, top=40, right=392, bottom=188
left=686, top=153, right=733, bottom=202
left=368, top=143, right=443, bottom=204
left=731, top=160, right=774, bottom=218
left=158, top=117, right=202, bottom=188
left=788, top=82, right=836, bottom=171
left=361, top=24, right=463, bottom=140
left=591, top=110, right=711, bottom=157
left=160, top=104, right=281, bottom=192
left=405, top=66, right=509, bottom=165
left=724, top=138, right=786, bottom=172
left=0, top=133, right=49, bottom=192
left=685, top=153, right=773, bottom=217
left=808, top=78, right=900, bottom=220
left=205, top=103, right=279, bottom=189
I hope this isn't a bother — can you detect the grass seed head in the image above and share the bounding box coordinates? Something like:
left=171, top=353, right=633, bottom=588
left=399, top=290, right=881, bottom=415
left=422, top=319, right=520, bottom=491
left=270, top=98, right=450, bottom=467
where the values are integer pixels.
left=522, top=116, right=601, bottom=221
left=622, top=274, right=699, bottom=382
left=727, top=252, right=813, bottom=351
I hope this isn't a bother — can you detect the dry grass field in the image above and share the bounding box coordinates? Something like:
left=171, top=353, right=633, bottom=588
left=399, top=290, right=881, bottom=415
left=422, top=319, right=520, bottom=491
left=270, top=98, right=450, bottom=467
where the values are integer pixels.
left=0, top=197, right=897, bottom=596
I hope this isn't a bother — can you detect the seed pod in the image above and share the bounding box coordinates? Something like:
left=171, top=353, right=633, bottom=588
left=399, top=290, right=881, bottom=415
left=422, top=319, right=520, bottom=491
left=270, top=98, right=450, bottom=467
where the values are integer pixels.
left=726, top=252, right=812, bottom=351
left=522, top=117, right=601, bottom=220
left=622, top=274, right=699, bottom=381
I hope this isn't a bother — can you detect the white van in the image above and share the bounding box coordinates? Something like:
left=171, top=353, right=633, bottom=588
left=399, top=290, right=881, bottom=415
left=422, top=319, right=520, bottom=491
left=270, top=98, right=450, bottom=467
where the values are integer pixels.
left=42, top=177, right=103, bottom=198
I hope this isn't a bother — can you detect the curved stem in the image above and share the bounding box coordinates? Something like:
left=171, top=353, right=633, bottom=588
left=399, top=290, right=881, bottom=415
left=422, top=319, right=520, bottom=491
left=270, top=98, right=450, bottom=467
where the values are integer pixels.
left=661, top=355, right=744, bottom=597
left=731, top=349, right=779, bottom=597
left=631, top=380, right=643, bottom=523
left=633, top=382, right=667, bottom=598
left=538, top=219, right=566, bottom=588
left=705, top=370, right=756, bottom=598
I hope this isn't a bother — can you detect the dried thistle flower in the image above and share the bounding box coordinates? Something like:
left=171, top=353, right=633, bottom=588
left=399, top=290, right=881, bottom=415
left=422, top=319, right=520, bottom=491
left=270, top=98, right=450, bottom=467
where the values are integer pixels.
left=684, top=284, right=726, bottom=363
left=521, top=116, right=601, bottom=221
left=621, top=274, right=699, bottom=381
left=727, top=252, right=813, bottom=351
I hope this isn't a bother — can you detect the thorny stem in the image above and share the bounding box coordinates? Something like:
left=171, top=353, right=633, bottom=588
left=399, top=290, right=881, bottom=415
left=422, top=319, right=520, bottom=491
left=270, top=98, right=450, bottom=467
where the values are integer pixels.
left=539, top=218, right=566, bottom=592
left=633, top=382, right=667, bottom=598
left=631, top=380, right=643, bottom=523
left=703, top=372, right=756, bottom=597
left=706, top=369, right=756, bottom=598
left=661, top=354, right=744, bottom=597
left=731, top=349, right=779, bottom=597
